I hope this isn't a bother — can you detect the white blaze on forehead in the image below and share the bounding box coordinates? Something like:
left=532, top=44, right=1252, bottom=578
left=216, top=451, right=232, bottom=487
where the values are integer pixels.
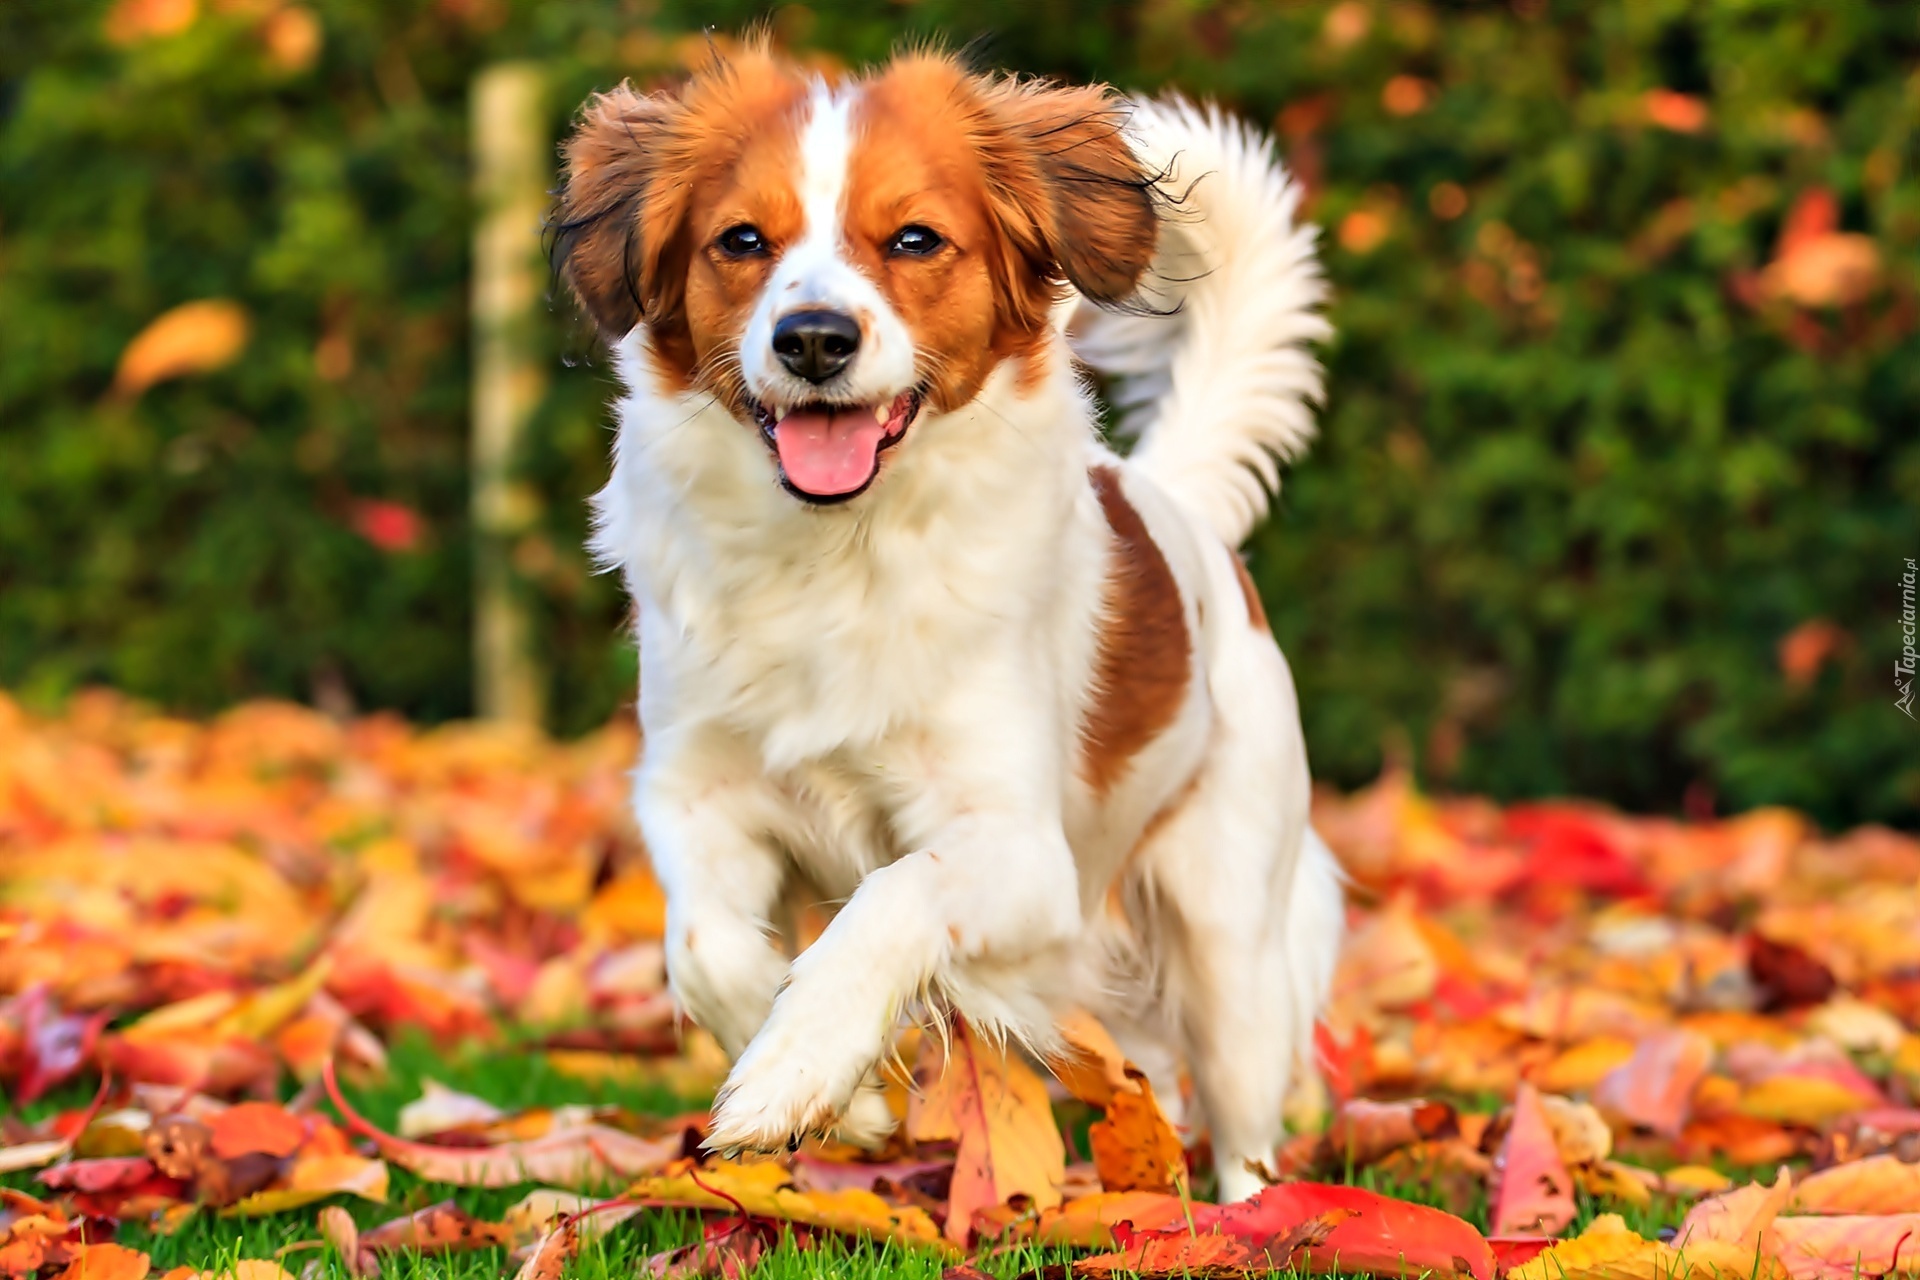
left=738, top=78, right=919, bottom=407
left=795, top=80, right=853, bottom=258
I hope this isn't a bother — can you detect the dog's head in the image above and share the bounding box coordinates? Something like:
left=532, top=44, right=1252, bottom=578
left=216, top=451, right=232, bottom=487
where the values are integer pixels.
left=553, top=46, right=1159, bottom=504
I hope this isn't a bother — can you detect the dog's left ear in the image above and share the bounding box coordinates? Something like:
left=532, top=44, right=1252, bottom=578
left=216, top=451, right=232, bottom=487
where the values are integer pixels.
left=979, top=79, right=1160, bottom=315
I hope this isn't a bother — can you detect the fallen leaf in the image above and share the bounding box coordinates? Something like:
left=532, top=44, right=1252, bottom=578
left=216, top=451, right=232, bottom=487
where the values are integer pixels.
left=910, top=1019, right=1065, bottom=1244
left=1593, top=1029, right=1715, bottom=1136
left=622, top=1161, right=946, bottom=1248
left=324, top=1060, right=677, bottom=1188
left=1510, top=1213, right=1778, bottom=1280
left=1086, top=1076, right=1186, bottom=1195
left=1324, top=1098, right=1459, bottom=1167
left=1676, top=1169, right=1793, bottom=1252
left=1768, top=1214, right=1920, bottom=1280
left=1490, top=1085, right=1576, bottom=1236
left=208, top=1104, right=307, bottom=1160
left=1049, top=1011, right=1136, bottom=1107
left=1789, top=1155, right=1920, bottom=1215
left=1022, top=1192, right=1191, bottom=1247
left=317, top=1205, right=374, bottom=1278
left=1075, top=1209, right=1352, bottom=1277
left=357, top=1201, right=511, bottom=1253
left=511, top=1219, right=576, bottom=1280
left=1193, top=1182, right=1495, bottom=1280
left=65, top=1243, right=153, bottom=1280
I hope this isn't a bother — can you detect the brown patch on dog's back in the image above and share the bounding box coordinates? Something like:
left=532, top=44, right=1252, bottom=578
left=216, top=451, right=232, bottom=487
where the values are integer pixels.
left=1231, top=555, right=1268, bottom=631
left=1080, top=466, right=1192, bottom=796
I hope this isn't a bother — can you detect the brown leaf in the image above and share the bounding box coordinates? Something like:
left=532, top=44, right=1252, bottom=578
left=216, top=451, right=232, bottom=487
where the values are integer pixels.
left=510, top=1218, right=577, bottom=1280
left=144, top=1117, right=214, bottom=1182
left=317, top=1205, right=375, bottom=1279
left=358, top=1201, right=511, bottom=1254
left=1325, top=1098, right=1460, bottom=1167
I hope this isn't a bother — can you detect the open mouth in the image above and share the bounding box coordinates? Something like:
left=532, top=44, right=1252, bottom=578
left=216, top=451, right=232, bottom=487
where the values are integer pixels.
left=752, top=391, right=923, bottom=504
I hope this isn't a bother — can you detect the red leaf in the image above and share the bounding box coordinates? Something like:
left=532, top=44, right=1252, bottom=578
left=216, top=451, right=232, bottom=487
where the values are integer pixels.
left=1189, top=1182, right=1495, bottom=1280
left=1489, top=1085, right=1576, bottom=1236
left=1499, top=807, right=1651, bottom=899
left=37, top=1159, right=156, bottom=1194
left=13, top=989, right=108, bottom=1105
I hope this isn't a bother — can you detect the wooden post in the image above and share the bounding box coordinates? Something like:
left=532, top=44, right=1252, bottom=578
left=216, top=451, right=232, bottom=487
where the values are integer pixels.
left=470, top=62, right=548, bottom=727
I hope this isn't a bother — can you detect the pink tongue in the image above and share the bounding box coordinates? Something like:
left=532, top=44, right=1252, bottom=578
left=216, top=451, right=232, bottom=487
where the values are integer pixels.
left=772, top=408, right=887, bottom=497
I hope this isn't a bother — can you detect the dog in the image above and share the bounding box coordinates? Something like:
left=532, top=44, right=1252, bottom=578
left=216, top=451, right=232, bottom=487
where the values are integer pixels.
left=552, top=43, right=1342, bottom=1203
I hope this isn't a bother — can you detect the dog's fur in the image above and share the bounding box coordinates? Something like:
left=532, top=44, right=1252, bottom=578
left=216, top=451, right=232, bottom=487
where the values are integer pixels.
left=554, top=44, right=1341, bottom=1202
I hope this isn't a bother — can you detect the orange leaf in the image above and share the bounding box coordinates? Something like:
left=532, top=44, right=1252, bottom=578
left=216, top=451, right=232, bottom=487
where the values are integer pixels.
left=1087, top=1078, right=1186, bottom=1195
left=1490, top=1085, right=1576, bottom=1237
left=1789, top=1155, right=1920, bottom=1215
left=912, top=1019, right=1065, bottom=1244
left=110, top=300, right=251, bottom=401
left=511, top=1219, right=577, bottom=1280
left=65, top=1244, right=152, bottom=1280
left=1024, top=1192, right=1191, bottom=1247
left=209, top=1104, right=306, bottom=1160
left=1778, top=621, right=1847, bottom=687
left=1048, top=1011, right=1136, bottom=1107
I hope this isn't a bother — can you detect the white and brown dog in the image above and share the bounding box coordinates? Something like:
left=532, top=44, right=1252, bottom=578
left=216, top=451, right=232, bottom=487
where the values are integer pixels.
left=553, top=44, right=1341, bottom=1202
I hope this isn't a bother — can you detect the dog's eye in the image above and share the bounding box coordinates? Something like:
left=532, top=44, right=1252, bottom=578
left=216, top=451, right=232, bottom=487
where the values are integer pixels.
left=717, top=224, right=768, bottom=257
left=888, top=225, right=944, bottom=256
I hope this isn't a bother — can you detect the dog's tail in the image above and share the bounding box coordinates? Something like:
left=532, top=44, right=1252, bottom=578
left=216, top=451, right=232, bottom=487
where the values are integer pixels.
left=1070, top=98, right=1330, bottom=549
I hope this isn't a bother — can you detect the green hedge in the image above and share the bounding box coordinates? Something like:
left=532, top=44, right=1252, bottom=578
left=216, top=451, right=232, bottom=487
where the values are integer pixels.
left=2, top=0, right=1915, bottom=826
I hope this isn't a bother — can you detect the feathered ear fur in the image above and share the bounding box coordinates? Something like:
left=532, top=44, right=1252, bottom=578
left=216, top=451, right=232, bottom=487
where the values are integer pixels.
left=549, top=83, right=689, bottom=341
left=973, top=77, right=1161, bottom=331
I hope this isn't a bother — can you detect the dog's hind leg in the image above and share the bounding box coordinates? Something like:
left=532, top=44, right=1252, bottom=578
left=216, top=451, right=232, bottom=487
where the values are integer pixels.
left=1132, top=641, right=1340, bottom=1203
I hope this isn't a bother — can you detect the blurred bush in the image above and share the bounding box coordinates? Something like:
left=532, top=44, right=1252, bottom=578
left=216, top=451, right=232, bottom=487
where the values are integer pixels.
left=1, top=0, right=1915, bottom=825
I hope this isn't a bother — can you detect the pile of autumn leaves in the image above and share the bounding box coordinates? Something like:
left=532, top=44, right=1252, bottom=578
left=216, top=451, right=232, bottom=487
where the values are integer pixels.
left=3, top=691, right=1919, bottom=1280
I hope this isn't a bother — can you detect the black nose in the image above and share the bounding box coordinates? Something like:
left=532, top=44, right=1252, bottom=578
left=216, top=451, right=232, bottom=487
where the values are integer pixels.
left=771, top=310, right=860, bottom=383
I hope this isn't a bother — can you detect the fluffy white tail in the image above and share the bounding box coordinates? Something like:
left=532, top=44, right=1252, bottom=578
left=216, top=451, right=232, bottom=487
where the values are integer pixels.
left=1071, top=98, right=1331, bottom=548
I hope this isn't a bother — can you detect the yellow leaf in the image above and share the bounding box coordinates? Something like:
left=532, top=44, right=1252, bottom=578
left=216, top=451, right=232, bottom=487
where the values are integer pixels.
left=1662, top=1166, right=1733, bottom=1197
left=111, top=300, right=252, bottom=400
left=1738, top=1077, right=1876, bottom=1127
left=221, top=1155, right=388, bottom=1216
left=216, top=955, right=333, bottom=1041
left=623, top=1160, right=947, bottom=1248
left=1511, top=1214, right=1783, bottom=1280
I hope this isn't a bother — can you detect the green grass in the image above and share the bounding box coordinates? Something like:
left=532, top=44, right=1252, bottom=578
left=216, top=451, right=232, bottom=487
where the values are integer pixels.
left=7, top=1042, right=1702, bottom=1277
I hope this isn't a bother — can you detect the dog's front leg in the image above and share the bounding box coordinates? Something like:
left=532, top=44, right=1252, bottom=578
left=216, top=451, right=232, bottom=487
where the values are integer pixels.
left=635, top=748, right=793, bottom=1062
left=704, top=801, right=1082, bottom=1155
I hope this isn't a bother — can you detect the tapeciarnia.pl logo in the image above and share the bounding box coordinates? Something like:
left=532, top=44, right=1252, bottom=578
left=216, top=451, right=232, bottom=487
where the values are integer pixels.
left=1899, top=557, right=1917, bottom=720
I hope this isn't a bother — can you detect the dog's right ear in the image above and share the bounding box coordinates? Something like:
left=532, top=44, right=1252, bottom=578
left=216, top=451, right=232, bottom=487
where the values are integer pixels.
left=552, top=83, right=689, bottom=341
